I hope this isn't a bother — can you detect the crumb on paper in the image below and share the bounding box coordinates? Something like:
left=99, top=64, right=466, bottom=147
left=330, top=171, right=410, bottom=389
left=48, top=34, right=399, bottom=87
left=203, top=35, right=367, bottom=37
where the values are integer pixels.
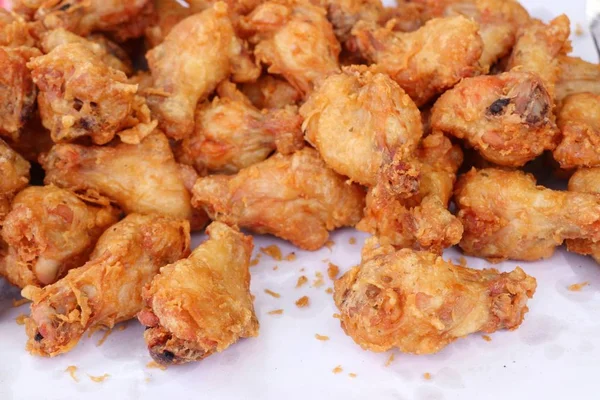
left=295, top=296, right=309, bottom=308
left=296, top=275, right=308, bottom=288
left=250, top=254, right=262, bottom=267
left=300, top=267, right=305, bottom=272
left=87, top=324, right=104, bottom=338
left=147, top=361, right=167, bottom=371
left=145, top=377, right=151, bottom=383
left=96, top=328, right=113, bottom=346
left=482, top=335, right=492, bottom=342
left=264, top=289, right=281, bottom=298
left=315, top=334, right=330, bottom=341
left=332, top=313, right=341, bottom=319
left=423, top=372, right=432, bottom=380
left=459, top=256, right=467, bottom=267
left=327, top=263, right=339, bottom=280
left=15, top=314, right=27, bottom=325
left=568, top=282, right=589, bottom=292
left=312, top=272, right=325, bottom=288
left=65, top=366, right=79, bottom=382
left=325, top=240, right=335, bottom=250
left=284, top=252, right=297, bottom=261
left=575, top=23, right=584, bottom=36
left=385, top=352, right=395, bottom=367
left=273, top=265, right=279, bottom=271
left=117, top=323, right=128, bottom=331
left=268, top=309, right=284, bottom=315
left=326, top=288, right=333, bottom=294
left=348, top=373, right=357, bottom=378
left=89, top=374, right=110, bottom=383
left=12, top=298, right=29, bottom=307
left=349, top=237, right=357, bottom=245
left=260, top=244, right=282, bottom=261
left=332, top=365, right=343, bottom=374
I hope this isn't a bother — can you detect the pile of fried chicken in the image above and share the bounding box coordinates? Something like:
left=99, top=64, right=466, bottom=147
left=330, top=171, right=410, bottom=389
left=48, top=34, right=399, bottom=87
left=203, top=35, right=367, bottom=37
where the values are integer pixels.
left=0, top=0, right=597, bottom=366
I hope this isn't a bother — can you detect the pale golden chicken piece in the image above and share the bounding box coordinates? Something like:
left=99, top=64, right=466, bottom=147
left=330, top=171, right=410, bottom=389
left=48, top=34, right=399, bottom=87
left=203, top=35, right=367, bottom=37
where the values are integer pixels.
left=0, top=9, right=37, bottom=47
left=241, top=0, right=341, bottom=97
left=28, top=43, right=155, bottom=145
left=349, top=15, right=483, bottom=106
left=455, top=168, right=600, bottom=262
left=431, top=71, right=559, bottom=166
left=176, top=82, right=304, bottom=175
left=239, top=74, right=302, bottom=109
left=300, top=66, right=422, bottom=186
left=40, top=132, right=202, bottom=227
left=0, top=138, right=30, bottom=224
left=556, top=56, right=600, bottom=102
left=192, top=148, right=365, bottom=250
left=138, top=222, right=258, bottom=365
left=22, top=213, right=190, bottom=357
left=566, top=168, right=600, bottom=263
left=1, top=185, right=119, bottom=288
left=146, top=3, right=260, bottom=140
left=334, top=238, right=536, bottom=354
left=357, top=133, right=464, bottom=254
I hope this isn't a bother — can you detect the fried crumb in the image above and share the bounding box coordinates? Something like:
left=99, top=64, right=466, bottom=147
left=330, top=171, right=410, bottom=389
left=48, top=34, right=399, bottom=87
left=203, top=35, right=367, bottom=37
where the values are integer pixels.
left=264, top=289, right=281, bottom=298
left=284, top=252, right=297, bottom=261
left=332, top=313, right=341, bottom=319
left=575, top=23, right=584, bottom=36
left=117, top=323, right=128, bottom=331
left=15, top=314, right=27, bottom=325
left=348, top=373, right=357, bottom=378
left=12, top=298, right=29, bottom=307
left=326, top=288, right=333, bottom=294
left=295, top=296, right=309, bottom=308
left=88, top=374, right=110, bottom=383
left=296, top=275, right=308, bottom=288
left=325, top=240, right=335, bottom=250
left=273, top=265, right=279, bottom=271
left=327, top=263, right=339, bottom=280
left=260, top=244, right=282, bottom=261
left=332, top=365, right=343, bottom=374
left=423, top=372, right=432, bottom=380
left=145, top=377, right=151, bottom=383
left=147, top=361, right=167, bottom=371
left=482, top=335, right=492, bottom=342
left=268, top=309, right=284, bottom=315
left=312, top=272, right=325, bottom=288
left=568, top=282, right=589, bottom=292
left=96, top=328, right=113, bottom=346
left=459, top=256, right=467, bottom=266
left=250, top=254, right=262, bottom=267
left=65, top=366, right=79, bottom=382
left=315, top=334, right=330, bottom=341
left=300, top=267, right=305, bottom=272
left=349, top=237, right=357, bottom=245
left=385, top=352, right=395, bottom=367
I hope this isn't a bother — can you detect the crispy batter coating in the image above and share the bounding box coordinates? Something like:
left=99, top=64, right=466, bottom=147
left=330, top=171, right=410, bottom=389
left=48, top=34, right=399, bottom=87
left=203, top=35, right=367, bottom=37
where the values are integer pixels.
left=28, top=42, right=155, bottom=144
left=176, top=82, right=304, bottom=175
left=192, top=147, right=365, bottom=250
left=357, top=133, right=463, bottom=253
left=22, top=213, right=190, bottom=357
left=334, top=238, right=536, bottom=354
left=432, top=71, right=559, bottom=166
left=556, top=56, right=600, bottom=102
left=146, top=3, right=260, bottom=140
left=0, top=9, right=37, bottom=47
left=455, top=168, right=600, bottom=262
left=300, top=67, right=422, bottom=186
left=41, top=132, right=197, bottom=224
left=310, top=0, right=384, bottom=42
left=0, top=138, right=30, bottom=223
left=349, top=15, right=483, bottom=106
left=566, top=168, right=600, bottom=263
left=138, top=222, right=258, bottom=365
left=1, top=185, right=119, bottom=288
left=240, top=74, right=302, bottom=109
left=241, top=0, right=341, bottom=97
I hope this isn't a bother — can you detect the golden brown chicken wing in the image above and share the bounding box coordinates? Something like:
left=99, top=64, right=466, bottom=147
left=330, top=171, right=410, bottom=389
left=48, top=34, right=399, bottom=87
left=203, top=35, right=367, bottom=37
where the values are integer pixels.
left=431, top=71, right=559, bottom=166
left=349, top=15, right=483, bottom=106
left=241, top=0, right=341, bottom=97
left=1, top=185, right=119, bottom=288
left=0, top=138, right=30, bottom=223
left=455, top=168, right=600, bottom=262
left=239, top=74, right=302, bottom=109
left=22, top=213, right=190, bottom=357
left=192, top=147, right=365, bottom=250
left=566, top=168, right=600, bottom=263
left=334, top=238, right=536, bottom=354
left=556, top=56, right=600, bottom=102
left=300, top=66, right=422, bottom=186
left=138, top=222, right=258, bottom=365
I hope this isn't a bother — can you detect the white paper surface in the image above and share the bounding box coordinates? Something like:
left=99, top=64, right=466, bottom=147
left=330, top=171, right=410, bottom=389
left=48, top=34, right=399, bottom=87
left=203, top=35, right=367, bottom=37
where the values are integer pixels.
left=2, top=1, right=600, bottom=399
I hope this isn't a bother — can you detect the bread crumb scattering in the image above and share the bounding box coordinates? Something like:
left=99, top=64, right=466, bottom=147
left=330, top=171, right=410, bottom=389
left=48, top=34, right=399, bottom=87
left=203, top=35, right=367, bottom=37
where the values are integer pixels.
left=147, top=361, right=167, bottom=370
left=327, top=263, right=339, bottom=280
left=568, top=282, right=589, bottom=292
left=260, top=244, right=282, bottom=261
left=145, top=377, right=151, bottom=383
left=315, top=334, right=330, bottom=341
left=459, top=256, right=467, bottom=266
left=349, top=237, right=357, bottom=245
left=332, top=313, right=341, bottom=319
left=385, top=353, right=395, bottom=367
left=65, top=366, right=79, bottom=382
left=268, top=309, right=284, bottom=315
left=264, top=289, right=281, bottom=298
left=332, top=365, right=343, bottom=374
left=96, top=328, right=113, bottom=346
left=575, top=23, right=584, bottom=36
left=348, top=373, right=357, bottom=378
left=296, top=296, right=309, bottom=308
left=250, top=254, right=262, bottom=267
left=313, top=272, right=325, bottom=288
left=300, top=267, right=305, bottom=272
left=273, top=265, right=279, bottom=271
left=423, top=372, right=432, bottom=380
left=117, top=323, right=128, bottom=331
left=325, top=287, right=333, bottom=294
left=284, top=252, right=297, bottom=261
left=89, top=374, right=110, bottom=383
left=325, top=240, right=335, bottom=250
left=15, top=314, right=27, bottom=325
left=12, top=298, right=29, bottom=307
left=296, top=275, right=308, bottom=288
left=482, top=335, right=492, bottom=342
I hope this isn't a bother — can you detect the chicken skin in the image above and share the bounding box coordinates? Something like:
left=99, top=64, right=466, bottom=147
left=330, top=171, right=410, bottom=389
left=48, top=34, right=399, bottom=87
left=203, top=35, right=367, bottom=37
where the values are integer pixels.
left=22, top=213, right=190, bottom=357
left=1, top=185, right=119, bottom=288
left=432, top=71, right=559, bottom=166
left=556, top=56, right=600, bottom=102
left=334, top=238, right=536, bottom=354
left=300, top=67, right=422, bottom=186
left=566, top=168, right=600, bottom=263
left=0, top=138, right=30, bottom=224
left=192, top=148, right=365, bottom=250
left=349, top=15, right=483, bottom=106
left=138, top=222, right=258, bottom=365
left=146, top=2, right=260, bottom=140
left=241, top=0, right=341, bottom=97
left=455, top=168, right=600, bottom=262
left=240, top=74, right=302, bottom=109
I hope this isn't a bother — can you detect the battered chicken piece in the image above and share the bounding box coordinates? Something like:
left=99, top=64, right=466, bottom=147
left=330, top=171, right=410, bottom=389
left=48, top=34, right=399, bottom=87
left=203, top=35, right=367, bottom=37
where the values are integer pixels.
left=41, top=132, right=196, bottom=224
left=147, top=3, right=260, bottom=140
left=176, top=83, right=304, bottom=175
left=240, top=74, right=302, bottom=109
left=0, top=9, right=37, bottom=47
left=0, top=139, right=30, bottom=224
left=192, top=148, right=365, bottom=250
left=310, top=0, right=384, bottom=42
left=334, top=238, right=536, bottom=354
left=432, top=71, right=559, bottom=166
left=556, top=56, right=600, bottom=102
left=357, top=133, right=464, bottom=253
left=455, top=168, right=600, bottom=262
left=1, top=185, right=119, bottom=288
left=28, top=43, right=155, bottom=145
left=300, top=67, right=422, bottom=186
left=566, top=168, right=600, bottom=263
left=241, top=0, right=341, bottom=97
left=349, top=15, right=483, bottom=106
left=22, top=213, right=190, bottom=357
left=138, top=222, right=258, bottom=365
left=5, top=113, right=53, bottom=163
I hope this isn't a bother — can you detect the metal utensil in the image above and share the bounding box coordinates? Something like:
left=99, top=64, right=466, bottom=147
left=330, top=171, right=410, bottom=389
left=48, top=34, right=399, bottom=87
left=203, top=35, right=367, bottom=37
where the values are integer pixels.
left=587, top=0, right=600, bottom=58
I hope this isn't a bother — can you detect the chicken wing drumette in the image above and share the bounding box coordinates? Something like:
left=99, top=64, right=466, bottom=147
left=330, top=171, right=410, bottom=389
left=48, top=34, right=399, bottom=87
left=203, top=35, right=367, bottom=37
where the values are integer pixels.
left=239, top=74, right=302, bottom=109
left=455, top=168, right=600, bottom=262
left=334, top=238, right=536, bottom=354
left=566, top=168, right=600, bottom=263
left=192, top=148, right=365, bottom=250
left=0, top=138, right=30, bottom=223
left=1, top=185, right=119, bottom=288
left=22, top=213, right=190, bottom=357
left=138, top=222, right=258, bottom=365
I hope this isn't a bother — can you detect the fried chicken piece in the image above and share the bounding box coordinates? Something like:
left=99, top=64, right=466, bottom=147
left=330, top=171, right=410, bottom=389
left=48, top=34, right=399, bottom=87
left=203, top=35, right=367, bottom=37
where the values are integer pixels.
left=138, top=222, right=258, bottom=365
left=310, top=0, right=384, bottom=42
left=0, top=185, right=119, bottom=288
left=455, top=168, right=600, bottom=262
left=300, top=66, right=422, bottom=186
left=5, top=113, right=53, bottom=163
left=192, top=148, right=365, bottom=250
left=176, top=82, right=304, bottom=175
left=22, top=213, right=190, bottom=357
left=566, top=168, right=600, bottom=263
left=28, top=43, right=155, bottom=145
left=432, top=71, right=559, bottom=166
left=41, top=132, right=196, bottom=224
left=239, top=74, right=302, bottom=109
left=357, top=133, right=463, bottom=253
left=334, top=238, right=536, bottom=354
left=147, top=3, right=260, bottom=140
left=0, top=139, right=30, bottom=224
left=241, top=0, right=341, bottom=97
left=0, top=9, right=37, bottom=47
left=556, top=56, right=600, bottom=102
left=349, top=15, right=483, bottom=106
